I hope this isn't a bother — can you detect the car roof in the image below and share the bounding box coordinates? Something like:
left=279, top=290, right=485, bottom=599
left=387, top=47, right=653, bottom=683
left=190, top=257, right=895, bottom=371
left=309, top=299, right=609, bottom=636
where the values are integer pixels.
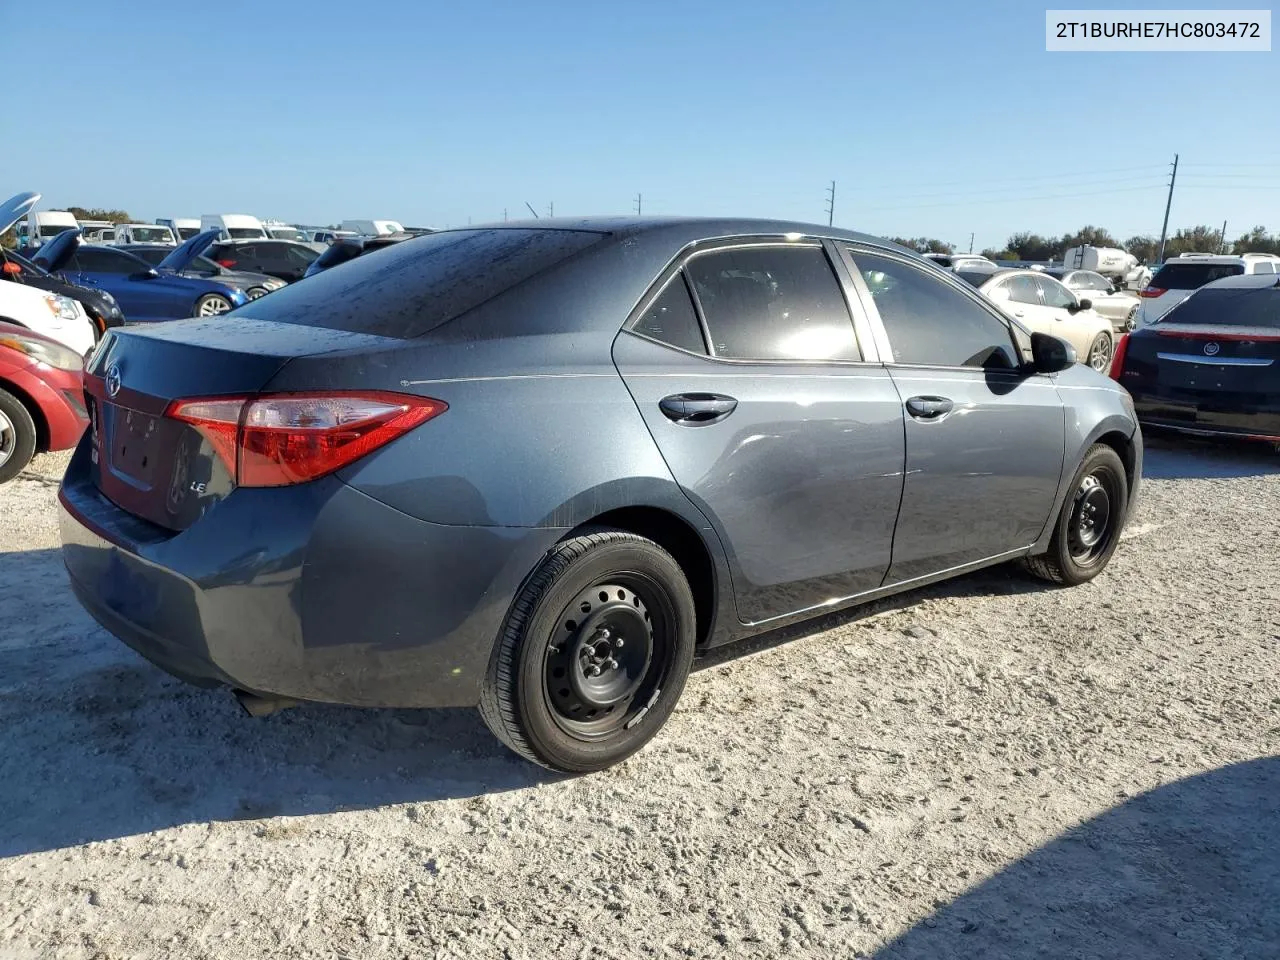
left=431, top=215, right=909, bottom=249
left=1200, top=272, right=1280, bottom=290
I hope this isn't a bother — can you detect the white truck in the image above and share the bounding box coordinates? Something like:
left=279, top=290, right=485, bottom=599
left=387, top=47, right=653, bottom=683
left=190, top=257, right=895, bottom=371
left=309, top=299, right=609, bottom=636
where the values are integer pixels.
left=340, top=219, right=405, bottom=237
left=199, top=213, right=269, bottom=240
left=1060, top=245, right=1139, bottom=279
left=109, top=223, right=178, bottom=245
left=157, top=218, right=201, bottom=241
left=16, top=210, right=79, bottom=250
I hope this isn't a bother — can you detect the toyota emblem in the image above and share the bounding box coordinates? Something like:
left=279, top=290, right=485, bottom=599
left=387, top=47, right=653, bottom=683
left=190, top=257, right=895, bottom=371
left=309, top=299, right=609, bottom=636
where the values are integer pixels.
left=1203, top=342, right=1220, bottom=357
left=106, top=363, right=122, bottom=398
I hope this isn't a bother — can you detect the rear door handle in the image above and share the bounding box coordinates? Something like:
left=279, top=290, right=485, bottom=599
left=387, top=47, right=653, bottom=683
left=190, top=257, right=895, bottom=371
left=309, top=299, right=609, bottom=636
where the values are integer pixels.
left=659, top=393, right=738, bottom=426
left=905, top=396, right=954, bottom=420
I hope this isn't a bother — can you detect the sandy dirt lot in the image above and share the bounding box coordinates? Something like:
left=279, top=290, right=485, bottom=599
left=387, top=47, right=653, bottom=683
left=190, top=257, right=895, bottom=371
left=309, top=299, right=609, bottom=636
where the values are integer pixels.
left=1, top=438, right=1278, bottom=959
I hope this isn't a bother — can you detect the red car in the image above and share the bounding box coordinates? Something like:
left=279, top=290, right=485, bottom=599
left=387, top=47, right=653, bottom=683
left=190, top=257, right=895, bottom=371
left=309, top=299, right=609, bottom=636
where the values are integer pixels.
left=0, top=321, right=89, bottom=483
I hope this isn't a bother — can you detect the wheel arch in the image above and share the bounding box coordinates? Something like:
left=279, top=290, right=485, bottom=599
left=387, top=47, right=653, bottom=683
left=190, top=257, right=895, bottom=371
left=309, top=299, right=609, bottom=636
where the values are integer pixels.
left=0, top=377, right=50, bottom=453
left=566, top=505, right=727, bottom=649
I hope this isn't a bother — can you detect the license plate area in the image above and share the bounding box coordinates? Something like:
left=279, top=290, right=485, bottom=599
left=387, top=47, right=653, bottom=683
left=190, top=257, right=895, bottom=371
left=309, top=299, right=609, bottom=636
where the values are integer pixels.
left=102, top=401, right=165, bottom=491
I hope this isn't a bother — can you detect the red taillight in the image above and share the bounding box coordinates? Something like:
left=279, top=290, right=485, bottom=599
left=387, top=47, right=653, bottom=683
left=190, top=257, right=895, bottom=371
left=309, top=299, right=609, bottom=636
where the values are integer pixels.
left=165, top=391, right=445, bottom=487
left=1138, top=287, right=1166, bottom=298
left=216, top=259, right=236, bottom=268
left=1109, top=333, right=1129, bottom=380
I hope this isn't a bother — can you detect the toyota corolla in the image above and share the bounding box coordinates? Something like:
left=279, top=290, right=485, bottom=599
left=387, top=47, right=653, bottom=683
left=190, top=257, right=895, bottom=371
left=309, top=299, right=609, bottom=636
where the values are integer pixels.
left=59, top=218, right=1142, bottom=772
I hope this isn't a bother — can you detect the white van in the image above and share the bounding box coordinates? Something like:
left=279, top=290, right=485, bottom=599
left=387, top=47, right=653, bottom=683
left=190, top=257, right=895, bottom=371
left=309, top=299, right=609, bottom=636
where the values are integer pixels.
left=199, top=214, right=269, bottom=240
left=261, top=220, right=307, bottom=242
left=110, top=223, right=177, bottom=245
left=340, top=219, right=404, bottom=237
left=77, top=220, right=116, bottom=242
left=1137, top=252, right=1280, bottom=325
left=16, top=210, right=78, bottom=250
left=157, top=218, right=201, bottom=241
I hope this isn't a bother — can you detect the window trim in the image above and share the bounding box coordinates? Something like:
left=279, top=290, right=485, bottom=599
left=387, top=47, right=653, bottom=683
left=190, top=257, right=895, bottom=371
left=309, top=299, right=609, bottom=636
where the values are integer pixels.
left=624, top=235, right=879, bottom=366
left=839, top=243, right=1028, bottom=374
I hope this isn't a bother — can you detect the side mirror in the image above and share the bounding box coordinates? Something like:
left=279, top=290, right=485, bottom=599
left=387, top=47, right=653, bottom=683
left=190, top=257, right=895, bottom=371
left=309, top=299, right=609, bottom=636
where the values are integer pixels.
left=1030, top=332, right=1076, bottom=373
left=1071, top=298, right=1093, bottom=312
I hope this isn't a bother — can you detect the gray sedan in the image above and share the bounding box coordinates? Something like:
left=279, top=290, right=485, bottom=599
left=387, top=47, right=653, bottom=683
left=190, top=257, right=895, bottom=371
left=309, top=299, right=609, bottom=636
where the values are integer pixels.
left=58, top=218, right=1141, bottom=772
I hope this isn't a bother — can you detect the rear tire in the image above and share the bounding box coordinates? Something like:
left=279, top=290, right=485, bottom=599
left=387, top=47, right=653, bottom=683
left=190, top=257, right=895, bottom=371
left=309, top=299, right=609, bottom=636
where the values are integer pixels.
left=0, top=387, right=38, bottom=484
left=1025, top=443, right=1128, bottom=586
left=479, top=529, right=696, bottom=773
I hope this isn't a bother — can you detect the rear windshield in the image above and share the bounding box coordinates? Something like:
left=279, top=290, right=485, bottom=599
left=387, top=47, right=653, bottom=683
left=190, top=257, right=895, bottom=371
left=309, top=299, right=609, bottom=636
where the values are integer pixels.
left=1161, top=286, right=1280, bottom=327
left=955, top=270, right=992, bottom=288
left=1151, top=262, right=1244, bottom=290
left=226, top=227, right=264, bottom=239
left=239, top=228, right=606, bottom=338
left=129, top=226, right=173, bottom=243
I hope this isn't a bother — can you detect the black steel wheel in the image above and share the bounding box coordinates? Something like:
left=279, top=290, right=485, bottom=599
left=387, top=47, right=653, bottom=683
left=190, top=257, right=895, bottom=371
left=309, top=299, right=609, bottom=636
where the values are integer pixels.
left=1025, top=443, right=1129, bottom=586
left=479, top=528, right=696, bottom=772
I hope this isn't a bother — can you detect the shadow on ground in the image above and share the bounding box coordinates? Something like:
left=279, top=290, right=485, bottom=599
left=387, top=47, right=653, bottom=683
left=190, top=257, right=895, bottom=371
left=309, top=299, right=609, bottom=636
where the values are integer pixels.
left=873, top=756, right=1280, bottom=959
left=1142, top=433, right=1280, bottom=480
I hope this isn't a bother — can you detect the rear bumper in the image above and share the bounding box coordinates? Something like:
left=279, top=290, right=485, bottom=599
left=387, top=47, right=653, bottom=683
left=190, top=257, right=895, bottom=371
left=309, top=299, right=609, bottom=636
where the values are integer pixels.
left=58, top=438, right=565, bottom=707
left=1133, top=397, right=1280, bottom=442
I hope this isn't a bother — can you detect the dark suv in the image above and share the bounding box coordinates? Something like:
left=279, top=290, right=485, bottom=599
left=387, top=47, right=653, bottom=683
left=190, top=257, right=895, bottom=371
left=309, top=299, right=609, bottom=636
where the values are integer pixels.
left=206, top=240, right=319, bottom=284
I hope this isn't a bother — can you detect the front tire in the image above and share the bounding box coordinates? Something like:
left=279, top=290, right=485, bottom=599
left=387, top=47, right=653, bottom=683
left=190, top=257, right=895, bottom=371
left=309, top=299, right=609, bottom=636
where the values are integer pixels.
left=1086, top=332, right=1113, bottom=372
left=1025, top=443, right=1128, bottom=586
left=0, top=387, right=38, bottom=484
left=479, top=529, right=696, bottom=773
left=194, top=294, right=232, bottom=317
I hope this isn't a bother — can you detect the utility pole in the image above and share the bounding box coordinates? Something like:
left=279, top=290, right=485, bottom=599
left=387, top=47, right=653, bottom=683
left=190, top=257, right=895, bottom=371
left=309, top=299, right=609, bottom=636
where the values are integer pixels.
left=524, top=201, right=539, bottom=219
left=1219, top=219, right=1228, bottom=254
left=634, top=193, right=642, bottom=216
left=969, top=232, right=975, bottom=254
left=1157, top=153, right=1178, bottom=262
left=824, top=180, right=836, bottom=226
left=503, top=208, right=508, bottom=222
left=548, top=201, right=554, bottom=218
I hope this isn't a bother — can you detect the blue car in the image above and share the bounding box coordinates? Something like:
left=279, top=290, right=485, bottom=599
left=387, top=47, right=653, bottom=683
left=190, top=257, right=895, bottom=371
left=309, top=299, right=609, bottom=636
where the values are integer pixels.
left=33, top=229, right=249, bottom=321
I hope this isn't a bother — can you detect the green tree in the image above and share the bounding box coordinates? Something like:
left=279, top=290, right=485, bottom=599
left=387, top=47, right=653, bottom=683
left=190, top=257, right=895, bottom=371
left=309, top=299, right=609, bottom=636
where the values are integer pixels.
left=1232, top=225, right=1280, bottom=255
left=1005, top=232, right=1057, bottom=261
left=981, top=247, right=1015, bottom=260
left=0, top=228, right=14, bottom=250
left=1124, top=235, right=1160, bottom=262
left=1164, top=225, right=1224, bottom=257
left=1059, top=225, right=1117, bottom=251
left=884, top=236, right=955, bottom=254
left=65, top=206, right=133, bottom=223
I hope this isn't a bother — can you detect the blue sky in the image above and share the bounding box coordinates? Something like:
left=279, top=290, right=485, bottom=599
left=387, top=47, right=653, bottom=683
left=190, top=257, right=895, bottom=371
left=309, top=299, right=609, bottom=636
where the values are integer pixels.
left=3, top=0, right=1275, bottom=250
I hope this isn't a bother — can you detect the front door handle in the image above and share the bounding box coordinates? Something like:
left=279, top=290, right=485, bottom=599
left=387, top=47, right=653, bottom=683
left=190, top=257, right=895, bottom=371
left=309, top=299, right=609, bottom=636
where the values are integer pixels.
left=659, top=393, right=738, bottom=426
left=905, top=395, right=954, bottom=420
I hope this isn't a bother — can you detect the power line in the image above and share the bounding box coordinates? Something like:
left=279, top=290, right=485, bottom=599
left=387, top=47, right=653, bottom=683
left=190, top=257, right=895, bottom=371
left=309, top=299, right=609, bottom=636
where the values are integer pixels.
left=864, top=174, right=1166, bottom=203
left=858, top=183, right=1164, bottom=213
left=867, top=163, right=1165, bottom=192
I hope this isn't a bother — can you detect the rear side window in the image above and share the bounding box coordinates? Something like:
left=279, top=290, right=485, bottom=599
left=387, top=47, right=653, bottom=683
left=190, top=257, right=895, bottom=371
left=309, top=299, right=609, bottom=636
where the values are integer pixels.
left=74, top=247, right=142, bottom=273
left=242, top=228, right=606, bottom=338
left=1163, top=288, right=1280, bottom=327
left=852, top=250, right=1018, bottom=369
left=1251, top=261, right=1275, bottom=275
left=634, top=274, right=706, bottom=354
left=1152, top=262, right=1244, bottom=290
left=685, top=245, right=859, bottom=361
left=286, top=245, right=318, bottom=266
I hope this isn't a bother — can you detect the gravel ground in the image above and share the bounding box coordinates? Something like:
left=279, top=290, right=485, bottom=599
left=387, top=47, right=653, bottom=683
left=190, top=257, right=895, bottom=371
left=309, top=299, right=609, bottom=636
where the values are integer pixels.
left=1, top=438, right=1278, bottom=959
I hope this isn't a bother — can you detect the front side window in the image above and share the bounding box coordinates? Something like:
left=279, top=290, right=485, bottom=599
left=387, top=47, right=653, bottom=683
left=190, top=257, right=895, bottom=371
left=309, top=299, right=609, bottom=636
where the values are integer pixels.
left=1007, top=276, right=1041, bottom=305
left=685, top=245, right=859, bottom=361
left=1037, top=276, right=1077, bottom=309
left=851, top=250, right=1019, bottom=369
left=634, top=274, right=706, bottom=354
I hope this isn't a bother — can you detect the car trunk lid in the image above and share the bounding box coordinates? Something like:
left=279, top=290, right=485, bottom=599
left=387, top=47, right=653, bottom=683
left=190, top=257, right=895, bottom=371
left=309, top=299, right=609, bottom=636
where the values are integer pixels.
left=83, top=317, right=402, bottom=531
